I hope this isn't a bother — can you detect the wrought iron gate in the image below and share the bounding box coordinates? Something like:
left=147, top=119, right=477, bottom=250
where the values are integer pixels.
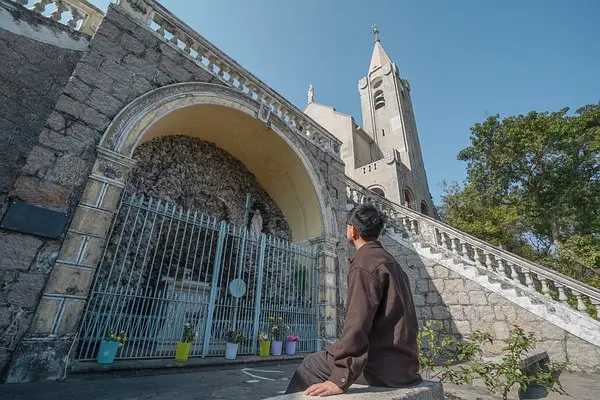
left=76, top=193, right=321, bottom=360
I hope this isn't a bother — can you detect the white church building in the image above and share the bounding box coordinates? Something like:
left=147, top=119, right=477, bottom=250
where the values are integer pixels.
left=305, top=28, right=435, bottom=216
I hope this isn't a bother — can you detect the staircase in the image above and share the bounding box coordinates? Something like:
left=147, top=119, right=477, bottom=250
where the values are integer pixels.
left=345, top=177, right=600, bottom=350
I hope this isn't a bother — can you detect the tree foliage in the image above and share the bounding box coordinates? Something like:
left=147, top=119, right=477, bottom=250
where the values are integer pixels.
left=441, top=104, right=600, bottom=287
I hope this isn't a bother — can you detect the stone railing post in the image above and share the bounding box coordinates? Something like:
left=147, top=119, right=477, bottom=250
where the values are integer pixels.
left=5, top=146, right=134, bottom=382
left=314, top=236, right=339, bottom=347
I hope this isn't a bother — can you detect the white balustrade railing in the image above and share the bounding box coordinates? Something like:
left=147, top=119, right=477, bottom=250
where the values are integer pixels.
left=116, top=0, right=342, bottom=158
left=345, top=177, right=600, bottom=320
left=16, top=0, right=104, bottom=35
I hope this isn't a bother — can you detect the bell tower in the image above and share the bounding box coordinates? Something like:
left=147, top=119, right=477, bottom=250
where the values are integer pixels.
left=357, top=26, right=433, bottom=214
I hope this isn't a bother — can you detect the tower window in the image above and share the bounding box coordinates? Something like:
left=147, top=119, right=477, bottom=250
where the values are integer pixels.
left=371, top=77, right=383, bottom=89
left=369, top=186, right=385, bottom=198
left=382, top=129, right=385, bottom=136
left=404, top=187, right=414, bottom=209
left=420, top=201, right=429, bottom=216
left=374, top=89, right=385, bottom=110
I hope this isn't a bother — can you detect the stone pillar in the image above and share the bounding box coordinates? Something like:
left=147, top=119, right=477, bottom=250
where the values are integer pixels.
left=314, top=236, right=339, bottom=348
left=5, top=147, right=134, bottom=383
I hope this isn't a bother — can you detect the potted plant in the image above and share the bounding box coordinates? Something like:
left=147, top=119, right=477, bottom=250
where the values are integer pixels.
left=258, top=332, right=270, bottom=357
left=286, top=335, right=299, bottom=355
left=225, top=330, right=245, bottom=360
left=97, top=330, right=127, bottom=364
left=269, top=316, right=287, bottom=356
left=175, top=322, right=196, bottom=362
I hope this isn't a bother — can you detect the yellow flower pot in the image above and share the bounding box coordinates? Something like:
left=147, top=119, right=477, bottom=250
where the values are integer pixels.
left=259, top=340, right=271, bottom=357
left=175, top=341, right=192, bottom=362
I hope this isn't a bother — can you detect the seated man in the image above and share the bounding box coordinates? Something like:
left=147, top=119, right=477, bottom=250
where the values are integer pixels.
left=285, top=204, right=421, bottom=396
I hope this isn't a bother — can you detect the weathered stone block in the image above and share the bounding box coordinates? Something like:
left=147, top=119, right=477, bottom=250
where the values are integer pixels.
left=4, top=272, right=47, bottom=308
left=68, top=206, right=114, bottom=238
left=452, top=320, right=471, bottom=336
left=38, top=129, right=88, bottom=156
left=72, top=62, right=115, bottom=91
left=468, top=291, right=488, bottom=305
left=31, top=241, right=60, bottom=274
left=56, top=298, right=85, bottom=335
left=29, top=296, right=61, bottom=335
left=415, top=279, right=429, bottom=294
left=55, top=95, right=110, bottom=129
left=565, top=335, right=600, bottom=373
left=87, top=89, right=123, bottom=117
left=21, top=145, right=57, bottom=177
left=432, top=305, right=450, bottom=320
left=44, top=263, right=92, bottom=297
left=0, top=232, right=43, bottom=271
left=5, top=337, right=72, bottom=383
left=433, top=266, right=450, bottom=278
left=12, top=176, right=71, bottom=212
left=430, top=278, right=444, bottom=292
left=448, top=305, right=465, bottom=320
left=444, top=279, right=464, bottom=293
left=425, top=291, right=442, bottom=305
left=46, top=154, right=90, bottom=187
left=63, top=77, right=93, bottom=102
left=120, top=32, right=145, bottom=54
left=492, top=321, right=510, bottom=340
left=413, top=294, right=425, bottom=306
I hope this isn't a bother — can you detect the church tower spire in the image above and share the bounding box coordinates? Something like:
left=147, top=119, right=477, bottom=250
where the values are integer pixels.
left=357, top=26, right=434, bottom=214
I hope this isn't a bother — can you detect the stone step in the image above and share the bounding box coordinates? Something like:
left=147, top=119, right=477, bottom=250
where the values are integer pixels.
left=263, top=381, right=444, bottom=400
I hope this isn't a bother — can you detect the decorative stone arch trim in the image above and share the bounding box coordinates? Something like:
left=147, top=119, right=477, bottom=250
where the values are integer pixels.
left=98, top=82, right=337, bottom=239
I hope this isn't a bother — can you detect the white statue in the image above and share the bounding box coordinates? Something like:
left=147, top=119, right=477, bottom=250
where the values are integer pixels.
left=307, top=84, right=315, bottom=104
left=250, top=209, right=263, bottom=236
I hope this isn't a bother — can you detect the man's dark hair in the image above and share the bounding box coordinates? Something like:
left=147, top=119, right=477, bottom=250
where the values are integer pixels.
left=347, top=204, right=385, bottom=241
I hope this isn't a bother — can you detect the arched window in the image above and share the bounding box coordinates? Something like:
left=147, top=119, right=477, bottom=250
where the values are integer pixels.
left=403, top=187, right=413, bottom=209
left=420, top=201, right=429, bottom=216
left=369, top=186, right=385, bottom=198
left=373, top=89, right=385, bottom=110
left=371, top=77, right=383, bottom=89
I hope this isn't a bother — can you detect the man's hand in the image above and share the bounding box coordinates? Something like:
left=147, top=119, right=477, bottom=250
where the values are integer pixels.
left=304, top=381, right=344, bottom=397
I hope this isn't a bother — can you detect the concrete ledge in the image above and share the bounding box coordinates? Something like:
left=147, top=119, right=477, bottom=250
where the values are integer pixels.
left=264, top=381, right=444, bottom=400
left=70, top=354, right=304, bottom=374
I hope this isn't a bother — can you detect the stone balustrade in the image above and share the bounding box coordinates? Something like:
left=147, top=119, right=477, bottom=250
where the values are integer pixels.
left=345, top=177, right=600, bottom=320
left=16, top=0, right=104, bottom=35
left=116, top=0, right=342, bottom=158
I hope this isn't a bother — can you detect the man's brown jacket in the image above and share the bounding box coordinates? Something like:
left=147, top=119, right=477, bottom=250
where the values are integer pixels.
left=326, top=240, right=420, bottom=390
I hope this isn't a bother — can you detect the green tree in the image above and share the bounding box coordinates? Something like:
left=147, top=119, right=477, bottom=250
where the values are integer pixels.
left=441, top=104, right=600, bottom=287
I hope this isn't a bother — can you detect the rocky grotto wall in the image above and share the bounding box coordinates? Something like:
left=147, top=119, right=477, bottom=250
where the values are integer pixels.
left=127, top=135, right=290, bottom=238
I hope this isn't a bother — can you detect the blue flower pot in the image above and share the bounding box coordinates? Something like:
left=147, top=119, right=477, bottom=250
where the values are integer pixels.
left=286, top=341, right=297, bottom=355
left=271, top=340, right=283, bottom=356
left=97, top=339, right=119, bottom=364
left=225, top=342, right=238, bottom=360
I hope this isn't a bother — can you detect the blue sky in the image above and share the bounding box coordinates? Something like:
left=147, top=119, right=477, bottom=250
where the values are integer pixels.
left=91, top=1, right=600, bottom=204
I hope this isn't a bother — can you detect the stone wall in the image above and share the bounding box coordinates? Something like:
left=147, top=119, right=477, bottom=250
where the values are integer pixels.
left=0, top=4, right=84, bottom=204
left=128, top=135, right=290, bottom=238
left=380, top=234, right=600, bottom=373
left=0, top=4, right=86, bottom=377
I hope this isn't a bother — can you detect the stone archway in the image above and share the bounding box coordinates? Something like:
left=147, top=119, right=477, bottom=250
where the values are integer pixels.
left=17, top=83, right=344, bottom=381
left=96, top=82, right=336, bottom=242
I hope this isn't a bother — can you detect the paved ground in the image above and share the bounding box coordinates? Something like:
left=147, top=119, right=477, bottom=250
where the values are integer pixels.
left=0, top=361, right=300, bottom=400
left=0, top=361, right=598, bottom=399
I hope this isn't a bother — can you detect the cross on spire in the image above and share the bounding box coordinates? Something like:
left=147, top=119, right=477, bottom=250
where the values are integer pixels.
left=372, top=24, right=380, bottom=43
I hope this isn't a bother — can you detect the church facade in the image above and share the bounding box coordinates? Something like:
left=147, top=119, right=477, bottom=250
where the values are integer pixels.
left=305, top=30, right=434, bottom=215
left=1, top=0, right=599, bottom=384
